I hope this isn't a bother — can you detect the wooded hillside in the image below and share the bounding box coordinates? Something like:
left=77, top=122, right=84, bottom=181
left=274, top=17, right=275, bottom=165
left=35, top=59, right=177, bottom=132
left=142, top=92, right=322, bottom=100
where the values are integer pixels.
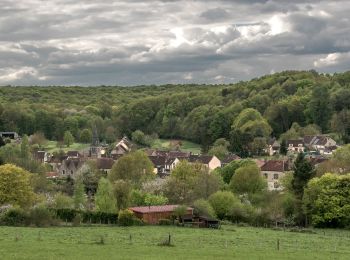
left=1, top=70, right=350, bottom=154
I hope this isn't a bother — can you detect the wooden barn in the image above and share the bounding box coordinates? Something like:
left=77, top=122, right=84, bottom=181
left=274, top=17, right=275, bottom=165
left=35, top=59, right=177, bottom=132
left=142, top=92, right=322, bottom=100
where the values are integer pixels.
left=129, top=205, right=193, bottom=224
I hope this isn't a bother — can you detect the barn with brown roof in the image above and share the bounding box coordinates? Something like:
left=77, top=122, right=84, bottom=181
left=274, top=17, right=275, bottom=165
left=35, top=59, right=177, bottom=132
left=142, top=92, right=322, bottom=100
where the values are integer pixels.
left=129, top=205, right=193, bottom=224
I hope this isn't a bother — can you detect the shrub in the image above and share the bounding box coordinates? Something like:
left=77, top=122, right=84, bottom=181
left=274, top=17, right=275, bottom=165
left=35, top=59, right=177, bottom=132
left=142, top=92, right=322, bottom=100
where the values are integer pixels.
left=193, top=199, right=216, bottom=218
left=72, top=214, right=82, bottom=227
left=0, top=207, right=29, bottom=226
left=54, top=208, right=77, bottom=222
left=118, top=209, right=135, bottom=226
left=29, top=206, right=57, bottom=227
left=159, top=219, right=172, bottom=225
left=82, top=211, right=118, bottom=225
left=209, top=191, right=240, bottom=220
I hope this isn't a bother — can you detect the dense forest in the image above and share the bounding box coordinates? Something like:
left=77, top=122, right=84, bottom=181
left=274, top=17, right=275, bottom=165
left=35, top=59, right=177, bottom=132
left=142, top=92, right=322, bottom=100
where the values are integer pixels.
left=1, top=70, right=350, bottom=155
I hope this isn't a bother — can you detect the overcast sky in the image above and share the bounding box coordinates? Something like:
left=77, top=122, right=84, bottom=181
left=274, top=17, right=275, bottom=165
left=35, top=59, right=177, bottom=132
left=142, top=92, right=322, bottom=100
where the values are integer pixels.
left=0, top=0, right=349, bottom=86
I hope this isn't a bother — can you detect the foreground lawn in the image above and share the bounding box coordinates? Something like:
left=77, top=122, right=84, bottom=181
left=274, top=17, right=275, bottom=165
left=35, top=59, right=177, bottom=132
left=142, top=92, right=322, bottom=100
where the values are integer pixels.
left=0, top=225, right=349, bottom=259
left=151, top=139, right=201, bottom=154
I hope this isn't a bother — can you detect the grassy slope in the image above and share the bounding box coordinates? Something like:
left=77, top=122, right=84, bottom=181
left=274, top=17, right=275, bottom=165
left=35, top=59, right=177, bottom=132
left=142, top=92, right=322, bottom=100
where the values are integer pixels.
left=44, top=141, right=90, bottom=153
left=151, top=139, right=201, bottom=154
left=0, top=225, right=349, bottom=259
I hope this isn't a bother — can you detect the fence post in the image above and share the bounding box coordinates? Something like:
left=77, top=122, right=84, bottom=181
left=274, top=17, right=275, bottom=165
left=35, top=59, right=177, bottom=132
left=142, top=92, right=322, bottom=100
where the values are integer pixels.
left=277, top=239, right=280, bottom=251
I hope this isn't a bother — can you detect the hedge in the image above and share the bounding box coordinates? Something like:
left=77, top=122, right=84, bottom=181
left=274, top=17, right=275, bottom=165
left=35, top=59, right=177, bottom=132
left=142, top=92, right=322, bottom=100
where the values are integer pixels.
left=52, top=209, right=118, bottom=224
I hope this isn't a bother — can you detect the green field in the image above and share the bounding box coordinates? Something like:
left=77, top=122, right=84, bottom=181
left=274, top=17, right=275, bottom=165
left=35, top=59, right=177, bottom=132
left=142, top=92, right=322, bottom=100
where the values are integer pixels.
left=151, top=139, right=201, bottom=154
left=0, top=225, right=349, bottom=259
left=44, top=141, right=90, bottom=153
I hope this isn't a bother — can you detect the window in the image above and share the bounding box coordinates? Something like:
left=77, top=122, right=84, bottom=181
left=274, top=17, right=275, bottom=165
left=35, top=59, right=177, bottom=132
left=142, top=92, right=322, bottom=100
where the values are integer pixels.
left=62, top=170, right=65, bottom=175
left=274, top=182, right=280, bottom=189
left=273, top=174, right=279, bottom=180
left=264, top=173, right=268, bottom=179
left=71, top=170, right=73, bottom=175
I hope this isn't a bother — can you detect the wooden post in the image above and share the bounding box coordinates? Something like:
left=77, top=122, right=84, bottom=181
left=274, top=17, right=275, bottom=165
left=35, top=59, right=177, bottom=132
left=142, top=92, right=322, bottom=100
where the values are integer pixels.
left=168, top=233, right=171, bottom=245
left=277, top=239, right=280, bottom=251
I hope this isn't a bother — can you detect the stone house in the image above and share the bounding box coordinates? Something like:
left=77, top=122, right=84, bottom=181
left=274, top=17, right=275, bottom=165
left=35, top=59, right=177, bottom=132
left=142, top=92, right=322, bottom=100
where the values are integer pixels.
left=303, top=135, right=337, bottom=155
left=287, top=139, right=305, bottom=153
left=265, top=138, right=280, bottom=156
left=111, top=136, right=132, bottom=159
left=260, top=160, right=291, bottom=191
left=188, top=155, right=221, bottom=171
left=148, top=156, right=180, bottom=177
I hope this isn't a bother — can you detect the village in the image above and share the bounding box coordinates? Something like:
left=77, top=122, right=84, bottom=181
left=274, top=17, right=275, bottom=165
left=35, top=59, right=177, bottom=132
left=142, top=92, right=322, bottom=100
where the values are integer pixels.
left=0, top=130, right=339, bottom=226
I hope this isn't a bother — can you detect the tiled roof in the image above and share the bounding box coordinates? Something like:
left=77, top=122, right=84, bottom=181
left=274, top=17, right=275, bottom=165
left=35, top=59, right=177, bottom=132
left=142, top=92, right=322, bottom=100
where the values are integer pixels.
left=261, top=160, right=289, bottom=172
left=67, top=151, right=81, bottom=157
left=46, top=172, right=59, bottom=178
left=287, top=139, right=304, bottom=146
left=96, top=158, right=115, bottom=170
left=222, top=154, right=241, bottom=164
left=188, top=155, right=215, bottom=164
left=129, top=205, right=192, bottom=214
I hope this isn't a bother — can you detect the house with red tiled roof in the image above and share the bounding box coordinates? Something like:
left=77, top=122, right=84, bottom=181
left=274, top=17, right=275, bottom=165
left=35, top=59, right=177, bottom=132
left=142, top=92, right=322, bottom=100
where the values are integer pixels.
left=260, top=160, right=291, bottom=190
left=129, top=205, right=193, bottom=224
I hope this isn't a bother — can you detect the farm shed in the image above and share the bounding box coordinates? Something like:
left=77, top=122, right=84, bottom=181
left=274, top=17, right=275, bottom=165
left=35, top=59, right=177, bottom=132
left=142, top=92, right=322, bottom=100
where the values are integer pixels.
left=129, top=205, right=193, bottom=224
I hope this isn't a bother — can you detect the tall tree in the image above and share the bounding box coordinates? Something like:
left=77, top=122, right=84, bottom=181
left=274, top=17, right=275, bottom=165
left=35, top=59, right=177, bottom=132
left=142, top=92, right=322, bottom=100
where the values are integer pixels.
left=20, top=135, right=30, bottom=159
left=73, top=178, right=87, bottom=210
left=95, top=178, right=116, bottom=213
left=308, top=84, right=331, bottom=131
left=63, top=131, right=74, bottom=147
left=108, top=151, right=154, bottom=187
left=0, top=164, right=35, bottom=208
left=292, top=153, right=315, bottom=199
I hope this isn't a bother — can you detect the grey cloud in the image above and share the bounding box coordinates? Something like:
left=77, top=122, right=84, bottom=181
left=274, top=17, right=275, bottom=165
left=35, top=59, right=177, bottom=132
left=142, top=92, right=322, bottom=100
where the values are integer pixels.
left=0, top=0, right=349, bottom=86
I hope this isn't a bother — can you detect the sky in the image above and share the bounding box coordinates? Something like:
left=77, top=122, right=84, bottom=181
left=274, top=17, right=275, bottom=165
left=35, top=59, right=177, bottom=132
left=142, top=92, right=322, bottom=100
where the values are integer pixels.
left=0, top=0, right=349, bottom=86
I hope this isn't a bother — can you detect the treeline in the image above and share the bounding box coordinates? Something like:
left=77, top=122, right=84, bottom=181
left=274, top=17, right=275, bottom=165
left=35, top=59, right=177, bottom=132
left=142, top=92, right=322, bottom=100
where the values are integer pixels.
left=1, top=70, right=350, bottom=153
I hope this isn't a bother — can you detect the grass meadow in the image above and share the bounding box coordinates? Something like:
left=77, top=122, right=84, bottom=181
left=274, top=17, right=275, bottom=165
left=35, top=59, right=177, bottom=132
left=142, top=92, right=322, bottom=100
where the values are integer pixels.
left=151, top=139, right=201, bottom=154
left=44, top=141, right=90, bottom=153
left=0, top=225, right=349, bottom=259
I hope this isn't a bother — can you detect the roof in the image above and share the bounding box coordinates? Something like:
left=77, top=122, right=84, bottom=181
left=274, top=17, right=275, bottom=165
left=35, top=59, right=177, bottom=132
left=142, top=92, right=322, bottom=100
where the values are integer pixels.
left=222, top=154, right=241, bottom=164
left=67, top=151, right=81, bottom=157
left=261, top=160, right=290, bottom=172
left=188, top=155, right=215, bottom=164
left=148, top=156, right=178, bottom=167
left=287, top=139, right=304, bottom=146
left=46, top=172, right=59, bottom=178
left=129, top=205, right=193, bottom=214
left=309, top=157, right=328, bottom=166
left=49, top=155, right=68, bottom=163
left=33, top=150, right=46, bottom=160
left=62, top=158, right=84, bottom=169
left=96, top=158, right=115, bottom=170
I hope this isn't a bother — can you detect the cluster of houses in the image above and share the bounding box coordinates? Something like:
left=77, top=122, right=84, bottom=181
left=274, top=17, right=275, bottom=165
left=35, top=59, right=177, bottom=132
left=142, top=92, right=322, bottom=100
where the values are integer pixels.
left=266, top=135, right=338, bottom=156
left=27, top=133, right=338, bottom=192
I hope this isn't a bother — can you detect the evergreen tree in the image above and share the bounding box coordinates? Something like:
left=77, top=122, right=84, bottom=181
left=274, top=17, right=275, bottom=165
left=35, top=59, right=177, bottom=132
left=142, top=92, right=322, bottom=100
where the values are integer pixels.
left=280, top=139, right=287, bottom=155
left=0, top=136, right=5, bottom=147
left=292, top=152, right=315, bottom=226
left=95, top=178, right=116, bottom=213
left=292, top=152, right=315, bottom=199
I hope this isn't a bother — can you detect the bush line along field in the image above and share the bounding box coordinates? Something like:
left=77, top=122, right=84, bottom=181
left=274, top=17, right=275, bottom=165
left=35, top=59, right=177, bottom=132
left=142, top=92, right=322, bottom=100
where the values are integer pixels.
left=1, top=225, right=350, bottom=260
